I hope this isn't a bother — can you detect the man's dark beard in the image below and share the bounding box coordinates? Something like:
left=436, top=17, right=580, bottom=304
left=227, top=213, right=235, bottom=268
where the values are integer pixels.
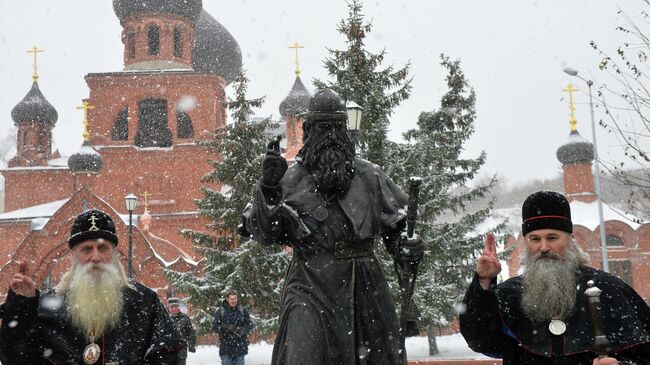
left=297, top=124, right=356, bottom=201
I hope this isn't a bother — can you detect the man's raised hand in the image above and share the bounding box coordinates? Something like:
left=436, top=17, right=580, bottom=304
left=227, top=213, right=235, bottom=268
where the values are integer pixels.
left=476, top=233, right=501, bottom=290
left=261, top=135, right=287, bottom=187
left=10, top=261, right=36, bottom=298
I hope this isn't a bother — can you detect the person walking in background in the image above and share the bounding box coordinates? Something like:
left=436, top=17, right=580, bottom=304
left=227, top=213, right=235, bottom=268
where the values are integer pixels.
left=213, top=292, right=253, bottom=365
left=168, top=297, right=196, bottom=365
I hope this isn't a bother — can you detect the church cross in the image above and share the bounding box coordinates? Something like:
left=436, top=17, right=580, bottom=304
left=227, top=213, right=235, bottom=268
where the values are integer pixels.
left=562, top=83, right=579, bottom=132
left=77, top=101, right=96, bottom=142
left=88, top=214, right=99, bottom=231
left=289, top=42, right=304, bottom=77
left=27, top=46, right=44, bottom=81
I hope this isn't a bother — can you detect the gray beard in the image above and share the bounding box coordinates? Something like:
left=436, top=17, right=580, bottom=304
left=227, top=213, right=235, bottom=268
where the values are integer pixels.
left=521, top=248, right=580, bottom=324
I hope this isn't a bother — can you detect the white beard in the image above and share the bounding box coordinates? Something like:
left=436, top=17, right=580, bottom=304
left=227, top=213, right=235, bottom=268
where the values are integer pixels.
left=63, top=259, right=126, bottom=336
left=520, top=242, right=588, bottom=324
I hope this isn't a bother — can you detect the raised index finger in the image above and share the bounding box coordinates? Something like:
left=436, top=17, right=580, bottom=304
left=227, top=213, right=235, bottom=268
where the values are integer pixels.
left=18, top=261, right=28, bottom=275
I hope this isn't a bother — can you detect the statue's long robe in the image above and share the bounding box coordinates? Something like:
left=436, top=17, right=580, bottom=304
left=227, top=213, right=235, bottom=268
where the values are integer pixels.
left=245, top=158, right=408, bottom=365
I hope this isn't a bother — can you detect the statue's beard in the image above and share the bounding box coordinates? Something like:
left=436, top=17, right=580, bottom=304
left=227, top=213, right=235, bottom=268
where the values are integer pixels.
left=521, top=244, right=583, bottom=324
left=64, top=258, right=126, bottom=337
left=298, top=125, right=356, bottom=201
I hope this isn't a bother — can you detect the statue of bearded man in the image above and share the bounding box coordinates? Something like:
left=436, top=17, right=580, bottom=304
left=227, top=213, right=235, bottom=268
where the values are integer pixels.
left=243, top=88, right=424, bottom=365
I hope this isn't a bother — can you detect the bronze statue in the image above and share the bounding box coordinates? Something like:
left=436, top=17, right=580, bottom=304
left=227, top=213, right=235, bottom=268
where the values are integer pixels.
left=243, top=89, right=424, bottom=365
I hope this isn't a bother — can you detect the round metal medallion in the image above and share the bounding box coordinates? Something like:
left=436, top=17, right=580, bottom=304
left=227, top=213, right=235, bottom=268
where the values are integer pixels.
left=548, top=319, right=567, bottom=335
left=312, top=206, right=329, bottom=222
left=83, top=342, right=101, bottom=364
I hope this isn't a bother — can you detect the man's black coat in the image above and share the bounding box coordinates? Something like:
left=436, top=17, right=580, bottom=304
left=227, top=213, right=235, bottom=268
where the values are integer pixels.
left=0, top=282, right=185, bottom=364
left=212, top=300, right=253, bottom=357
left=460, top=265, right=650, bottom=364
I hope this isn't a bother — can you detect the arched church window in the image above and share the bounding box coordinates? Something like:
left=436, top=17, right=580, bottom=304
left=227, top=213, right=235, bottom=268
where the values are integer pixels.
left=40, top=269, right=53, bottom=291
left=177, top=111, right=194, bottom=138
left=111, top=107, right=129, bottom=141
left=173, top=26, right=183, bottom=58
left=135, top=98, right=172, bottom=147
left=127, top=31, right=136, bottom=59
left=606, top=234, right=624, bottom=246
left=147, top=25, right=160, bottom=56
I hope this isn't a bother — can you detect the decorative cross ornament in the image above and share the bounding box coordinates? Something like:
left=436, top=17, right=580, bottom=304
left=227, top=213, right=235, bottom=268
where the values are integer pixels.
left=562, top=83, right=579, bottom=132
left=288, top=42, right=304, bottom=77
left=26, top=46, right=44, bottom=81
left=88, top=214, right=99, bottom=231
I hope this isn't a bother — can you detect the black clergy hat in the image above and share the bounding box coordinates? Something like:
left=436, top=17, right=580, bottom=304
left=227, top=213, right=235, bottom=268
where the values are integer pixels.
left=68, top=209, right=119, bottom=248
left=521, top=191, right=573, bottom=236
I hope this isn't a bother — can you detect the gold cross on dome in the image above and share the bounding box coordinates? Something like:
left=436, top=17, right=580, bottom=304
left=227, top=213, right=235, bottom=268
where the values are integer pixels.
left=77, top=100, right=96, bottom=142
left=26, top=46, right=44, bottom=81
left=562, top=83, right=579, bottom=132
left=141, top=191, right=151, bottom=213
left=88, top=214, right=99, bottom=231
left=288, top=42, right=304, bottom=77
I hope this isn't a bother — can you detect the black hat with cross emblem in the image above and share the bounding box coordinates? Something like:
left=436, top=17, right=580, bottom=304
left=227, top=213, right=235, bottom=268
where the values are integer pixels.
left=69, top=209, right=119, bottom=248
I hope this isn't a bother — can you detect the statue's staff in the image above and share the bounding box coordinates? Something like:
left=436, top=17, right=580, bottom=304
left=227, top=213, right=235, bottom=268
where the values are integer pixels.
left=585, top=280, right=612, bottom=358
left=395, top=177, right=422, bottom=350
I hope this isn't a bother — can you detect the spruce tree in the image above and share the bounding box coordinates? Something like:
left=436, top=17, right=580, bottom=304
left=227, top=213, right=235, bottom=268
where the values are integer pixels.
left=384, top=56, right=503, bottom=355
left=167, top=68, right=290, bottom=338
left=314, top=0, right=411, bottom=167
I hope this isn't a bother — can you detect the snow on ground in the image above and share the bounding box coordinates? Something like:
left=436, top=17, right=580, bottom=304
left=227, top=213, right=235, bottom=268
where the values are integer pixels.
left=187, top=333, right=489, bottom=364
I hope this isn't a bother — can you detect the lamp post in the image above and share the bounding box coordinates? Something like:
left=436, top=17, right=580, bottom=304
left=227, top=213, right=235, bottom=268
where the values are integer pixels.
left=346, top=100, right=363, bottom=148
left=124, top=193, right=139, bottom=278
left=563, top=67, right=609, bottom=273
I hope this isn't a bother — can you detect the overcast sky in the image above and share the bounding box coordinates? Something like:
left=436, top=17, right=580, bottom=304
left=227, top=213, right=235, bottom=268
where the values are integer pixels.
left=0, top=1, right=640, bottom=186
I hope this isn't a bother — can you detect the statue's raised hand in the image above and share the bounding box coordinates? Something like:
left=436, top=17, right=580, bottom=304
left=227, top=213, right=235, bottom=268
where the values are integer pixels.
left=261, top=135, right=287, bottom=187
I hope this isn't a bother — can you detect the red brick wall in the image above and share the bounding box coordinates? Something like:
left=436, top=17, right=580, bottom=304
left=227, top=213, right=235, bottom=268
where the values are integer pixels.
left=119, top=13, right=196, bottom=69
left=562, top=163, right=596, bottom=203
left=0, top=221, right=31, bottom=267
left=2, top=169, right=73, bottom=211
left=85, top=71, right=226, bottom=147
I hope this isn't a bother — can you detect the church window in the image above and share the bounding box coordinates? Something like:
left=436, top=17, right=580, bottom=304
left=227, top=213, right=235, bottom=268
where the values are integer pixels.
left=135, top=98, right=172, bottom=147
left=173, top=26, right=183, bottom=58
left=111, top=107, right=129, bottom=141
left=127, top=31, right=136, bottom=59
left=147, top=25, right=160, bottom=56
left=608, top=260, right=633, bottom=286
left=606, top=234, right=624, bottom=246
left=177, top=111, right=194, bottom=138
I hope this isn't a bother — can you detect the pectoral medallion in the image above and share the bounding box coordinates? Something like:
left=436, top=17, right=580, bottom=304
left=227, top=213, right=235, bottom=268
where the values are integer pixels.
left=312, top=206, right=329, bottom=222
left=548, top=319, right=566, bottom=335
left=83, top=336, right=101, bottom=364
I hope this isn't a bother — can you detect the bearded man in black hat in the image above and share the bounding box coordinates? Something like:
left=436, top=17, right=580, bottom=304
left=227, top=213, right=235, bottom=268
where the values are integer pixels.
left=0, top=209, right=185, bottom=364
left=242, top=88, right=424, bottom=365
left=460, top=191, right=650, bottom=364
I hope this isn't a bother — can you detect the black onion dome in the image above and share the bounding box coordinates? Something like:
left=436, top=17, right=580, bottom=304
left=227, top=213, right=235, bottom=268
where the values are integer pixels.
left=113, top=0, right=202, bottom=21
left=11, top=82, right=58, bottom=125
left=280, top=77, right=311, bottom=118
left=193, top=10, right=242, bottom=85
left=68, top=142, right=104, bottom=175
left=556, top=130, right=594, bottom=165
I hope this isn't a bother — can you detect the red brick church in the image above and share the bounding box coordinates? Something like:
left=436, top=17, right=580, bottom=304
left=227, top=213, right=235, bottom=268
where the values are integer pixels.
left=0, top=0, right=310, bottom=301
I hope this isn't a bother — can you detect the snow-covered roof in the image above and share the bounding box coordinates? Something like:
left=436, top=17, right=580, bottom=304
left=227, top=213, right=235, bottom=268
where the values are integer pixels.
left=0, top=198, right=69, bottom=220
left=570, top=200, right=643, bottom=230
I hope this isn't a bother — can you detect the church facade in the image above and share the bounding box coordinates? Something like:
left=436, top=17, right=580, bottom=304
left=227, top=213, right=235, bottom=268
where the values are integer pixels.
left=0, top=0, right=309, bottom=301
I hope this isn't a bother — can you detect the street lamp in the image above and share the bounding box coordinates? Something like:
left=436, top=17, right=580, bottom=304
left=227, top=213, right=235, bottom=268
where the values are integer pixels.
left=124, top=193, right=139, bottom=278
left=563, top=67, right=609, bottom=273
left=346, top=100, right=363, bottom=147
